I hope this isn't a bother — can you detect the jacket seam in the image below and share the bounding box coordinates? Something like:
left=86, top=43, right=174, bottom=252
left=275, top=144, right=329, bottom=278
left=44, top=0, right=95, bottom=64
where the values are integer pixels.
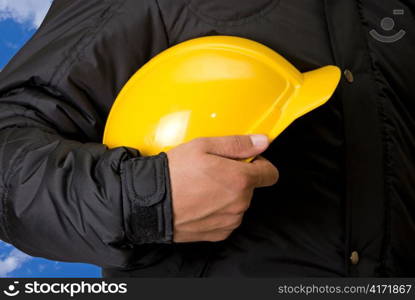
left=51, top=0, right=126, bottom=87
left=322, top=0, right=350, bottom=276
left=119, top=157, right=134, bottom=247
left=1, top=142, right=34, bottom=248
left=161, top=152, right=174, bottom=242
left=356, top=0, right=392, bottom=276
left=155, top=0, right=171, bottom=47
left=0, top=125, right=57, bottom=143
left=185, top=0, right=281, bottom=27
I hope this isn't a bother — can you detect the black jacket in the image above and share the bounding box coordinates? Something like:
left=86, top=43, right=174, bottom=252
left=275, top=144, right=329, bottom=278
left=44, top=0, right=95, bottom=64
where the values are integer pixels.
left=0, top=0, right=414, bottom=277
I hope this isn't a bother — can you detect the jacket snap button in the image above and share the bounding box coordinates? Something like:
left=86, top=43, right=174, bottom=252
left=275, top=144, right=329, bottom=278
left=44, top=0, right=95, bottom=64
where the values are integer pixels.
left=344, top=69, right=354, bottom=83
left=350, top=251, right=360, bottom=265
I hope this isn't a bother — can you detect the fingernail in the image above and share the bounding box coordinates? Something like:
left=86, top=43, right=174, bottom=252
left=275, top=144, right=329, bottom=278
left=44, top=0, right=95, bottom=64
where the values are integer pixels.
left=250, top=134, right=269, bottom=148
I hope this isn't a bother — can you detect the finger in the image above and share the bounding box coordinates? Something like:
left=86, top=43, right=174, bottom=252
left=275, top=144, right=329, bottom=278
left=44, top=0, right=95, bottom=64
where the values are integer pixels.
left=244, top=156, right=279, bottom=188
left=196, top=135, right=269, bottom=159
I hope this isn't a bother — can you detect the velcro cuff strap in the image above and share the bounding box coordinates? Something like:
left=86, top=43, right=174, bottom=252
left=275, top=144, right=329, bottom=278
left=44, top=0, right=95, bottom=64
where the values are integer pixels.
left=121, top=152, right=173, bottom=244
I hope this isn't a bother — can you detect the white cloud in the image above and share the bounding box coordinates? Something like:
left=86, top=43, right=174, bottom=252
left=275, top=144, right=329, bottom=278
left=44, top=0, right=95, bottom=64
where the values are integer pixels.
left=0, top=247, right=32, bottom=277
left=37, top=264, right=46, bottom=272
left=5, top=41, right=18, bottom=49
left=0, top=0, right=52, bottom=29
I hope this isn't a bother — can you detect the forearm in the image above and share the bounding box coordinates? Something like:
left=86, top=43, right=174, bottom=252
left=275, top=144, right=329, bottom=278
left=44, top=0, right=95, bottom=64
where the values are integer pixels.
left=0, top=93, right=173, bottom=268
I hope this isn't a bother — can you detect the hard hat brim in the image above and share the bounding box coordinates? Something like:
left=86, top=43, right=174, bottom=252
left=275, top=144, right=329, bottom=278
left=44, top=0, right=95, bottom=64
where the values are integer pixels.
left=269, top=65, right=341, bottom=140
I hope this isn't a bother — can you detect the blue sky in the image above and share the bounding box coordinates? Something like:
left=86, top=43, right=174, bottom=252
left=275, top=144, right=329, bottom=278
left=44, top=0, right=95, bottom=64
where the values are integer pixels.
left=0, top=0, right=100, bottom=278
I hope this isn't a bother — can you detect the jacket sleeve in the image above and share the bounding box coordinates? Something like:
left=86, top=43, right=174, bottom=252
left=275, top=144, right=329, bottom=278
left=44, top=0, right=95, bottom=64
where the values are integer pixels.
left=0, top=0, right=173, bottom=268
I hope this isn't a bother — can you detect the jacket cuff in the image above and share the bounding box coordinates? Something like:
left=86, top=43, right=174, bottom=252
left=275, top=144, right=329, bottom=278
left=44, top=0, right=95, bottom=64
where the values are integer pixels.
left=120, top=152, right=173, bottom=244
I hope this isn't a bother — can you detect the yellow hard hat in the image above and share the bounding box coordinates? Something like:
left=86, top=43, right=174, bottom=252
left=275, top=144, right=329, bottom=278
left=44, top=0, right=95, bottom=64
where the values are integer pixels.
left=103, top=36, right=341, bottom=157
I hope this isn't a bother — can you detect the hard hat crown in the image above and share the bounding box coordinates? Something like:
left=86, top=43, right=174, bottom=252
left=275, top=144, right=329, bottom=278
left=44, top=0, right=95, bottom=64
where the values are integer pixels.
left=104, top=36, right=341, bottom=156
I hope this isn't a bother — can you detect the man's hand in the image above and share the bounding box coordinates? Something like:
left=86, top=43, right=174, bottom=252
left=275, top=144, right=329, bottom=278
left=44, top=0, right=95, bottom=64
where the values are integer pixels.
left=166, top=135, right=279, bottom=243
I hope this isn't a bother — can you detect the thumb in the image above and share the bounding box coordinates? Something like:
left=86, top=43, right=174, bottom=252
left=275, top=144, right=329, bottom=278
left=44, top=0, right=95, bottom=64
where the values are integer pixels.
left=199, top=135, right=269, bottom=159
